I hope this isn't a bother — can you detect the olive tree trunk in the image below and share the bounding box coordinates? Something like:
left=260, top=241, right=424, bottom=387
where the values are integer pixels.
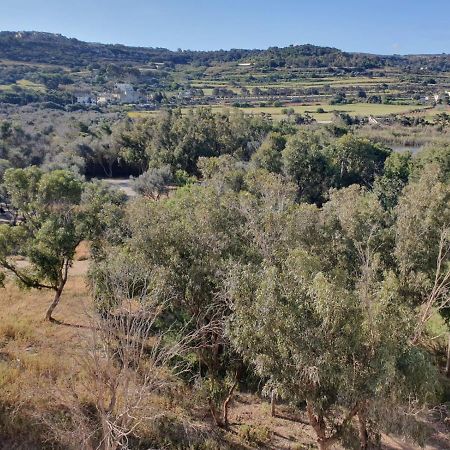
left=306, top=400, right=360, bottom=450
left=222, top=377, right=238, bottom=428
left=271, top=390, right=276, bottom=417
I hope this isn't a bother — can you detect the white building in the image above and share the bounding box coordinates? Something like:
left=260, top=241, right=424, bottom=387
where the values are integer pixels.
left=97, top=93, right=114, bottom=106
left=114, top=83, right=140, bottom=103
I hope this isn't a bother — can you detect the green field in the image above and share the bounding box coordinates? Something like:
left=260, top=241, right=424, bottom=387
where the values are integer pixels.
left=232, top=103, right=429, bottom=121
left=0, top=78, right=46, bottom=93
left=16, top=79, right=46, bottom=91
left=129, top=103, right=430, bottom=121
left=189, top=76, right=401, bottom=97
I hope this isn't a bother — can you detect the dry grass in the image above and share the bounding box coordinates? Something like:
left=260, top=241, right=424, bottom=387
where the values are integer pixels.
left=0, top=269, right=91, bottom=448
left=75, top=240, right=91, bottom=261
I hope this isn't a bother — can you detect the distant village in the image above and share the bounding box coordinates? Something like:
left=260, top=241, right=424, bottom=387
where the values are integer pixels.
left=74, top=83, right=143, bottom=106
left=70, top=58, right=450, bottom=112
left=73, top=82, right=209, bottom=110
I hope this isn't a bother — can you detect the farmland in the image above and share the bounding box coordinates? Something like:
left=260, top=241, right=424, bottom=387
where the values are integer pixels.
left=129, top=102, right=434, bottom=121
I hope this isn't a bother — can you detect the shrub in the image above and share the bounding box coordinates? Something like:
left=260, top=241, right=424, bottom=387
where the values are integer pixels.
left=237, top=424, right=271, bottom=445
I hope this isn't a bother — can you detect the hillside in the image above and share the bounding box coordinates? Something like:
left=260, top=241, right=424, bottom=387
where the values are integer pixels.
left=0, top=31, right=449, bottom=70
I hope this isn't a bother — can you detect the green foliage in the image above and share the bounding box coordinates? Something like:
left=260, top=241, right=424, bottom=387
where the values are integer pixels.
left=0, top=167, right=123, bottom=318
left=374, top=151, right=413, bottom=209
left=384, top=151, right=413, bottom=182
left=84, top=148, right=450, bottom=448
left=173, top=169, right=196, bottom=186
left=250, top=131, right=285, bottom=173
left=224, top=184, right=440, bottom=447
left=413, top=142, right=450, bottom=182
left=121, top=107, right=270, bottom=176
left=394, top=165, right=450, bottom=300
left=326, top=134, right=391, bottom=188
left=198, top=155, right=246, bottom=194
left=0, top=168, right=85, bottom=284
left=282, top=130, right=333, bottom=204
left=91, top=185, right=248, bottom=383
left=132, top=165, right=173, bottom=199
left=80, top=180, right=127, bottom=249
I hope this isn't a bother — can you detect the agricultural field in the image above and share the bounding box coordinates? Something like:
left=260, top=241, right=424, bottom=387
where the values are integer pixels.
left=0, top=78, right=46, bottom=92
left=128, top=102, right=432, bottom=121
left=219, top=103, right=430, bottom=121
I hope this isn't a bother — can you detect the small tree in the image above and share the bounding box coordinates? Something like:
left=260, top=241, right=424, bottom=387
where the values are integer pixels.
left=281, top=130, right=333, bottom=204
left=327, top=134, right=391, bottom=188
left=132, top=165, right=172, bottom=199
left=0, top=167, right=119, bottom=321
left=39, top=253, right=194, bottom=450
left=86, top=254, right=191, bottom=449
left=250, top=131, right=285, bottom=173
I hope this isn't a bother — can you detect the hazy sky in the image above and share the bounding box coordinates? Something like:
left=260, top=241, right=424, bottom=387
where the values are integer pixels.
left=0, top=0, right=449, bottom=54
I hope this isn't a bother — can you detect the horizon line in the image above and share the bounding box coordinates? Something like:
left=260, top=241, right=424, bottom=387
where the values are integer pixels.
left=2, top=30, right=449, bottom=58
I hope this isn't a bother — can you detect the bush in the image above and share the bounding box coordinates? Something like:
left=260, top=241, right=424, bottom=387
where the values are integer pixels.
left=237, top=424, right=271, bottom=445
left=132, top=165, right=173, bottom=199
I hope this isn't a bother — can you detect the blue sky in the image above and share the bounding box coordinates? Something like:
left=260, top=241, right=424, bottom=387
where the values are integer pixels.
left=0, top=0, right=448, bottom=54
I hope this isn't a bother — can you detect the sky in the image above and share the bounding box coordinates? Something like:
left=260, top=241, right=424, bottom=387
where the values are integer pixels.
left=0, top=0, right=449, bottom=55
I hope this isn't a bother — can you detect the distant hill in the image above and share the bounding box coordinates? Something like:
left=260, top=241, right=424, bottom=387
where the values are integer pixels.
left=0, top=31, right=449, bottom=71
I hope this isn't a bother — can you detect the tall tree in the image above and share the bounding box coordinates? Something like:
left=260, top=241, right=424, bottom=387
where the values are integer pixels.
left=226, top=186, right=439, bottom=449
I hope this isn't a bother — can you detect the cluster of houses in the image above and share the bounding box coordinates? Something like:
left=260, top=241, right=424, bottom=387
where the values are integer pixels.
left=74, top=83, right=142, bottom=106
left=74, top=81, right=450, bottom=109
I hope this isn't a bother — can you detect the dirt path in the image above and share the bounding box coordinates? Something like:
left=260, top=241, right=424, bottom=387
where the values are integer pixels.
left=227, top=393, right=450, bottom=450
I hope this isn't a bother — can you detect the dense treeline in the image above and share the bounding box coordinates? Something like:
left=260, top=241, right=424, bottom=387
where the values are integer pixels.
left=0, top=105, right=449, bottom=449
left=1, top=32, right=449, bottom=71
